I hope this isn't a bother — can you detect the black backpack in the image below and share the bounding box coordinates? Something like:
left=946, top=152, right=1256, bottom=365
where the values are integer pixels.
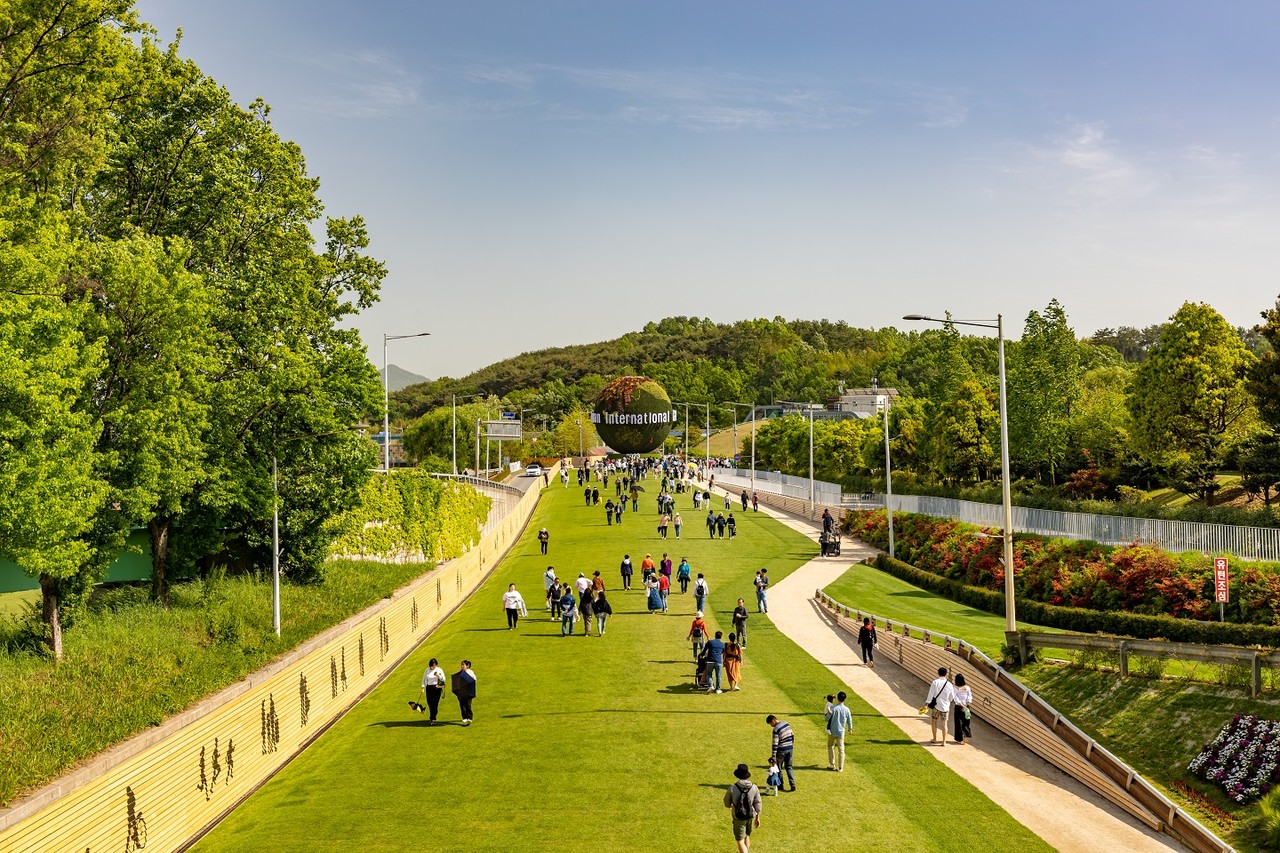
left=731, top=784, right=754, bottom=820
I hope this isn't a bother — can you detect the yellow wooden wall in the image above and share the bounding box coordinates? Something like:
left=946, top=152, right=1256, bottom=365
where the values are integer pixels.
left=0, top=470, right=551, bottom=853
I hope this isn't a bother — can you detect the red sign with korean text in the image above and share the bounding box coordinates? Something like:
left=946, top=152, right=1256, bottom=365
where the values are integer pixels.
left=1214, top=557, right=1230, bottom=604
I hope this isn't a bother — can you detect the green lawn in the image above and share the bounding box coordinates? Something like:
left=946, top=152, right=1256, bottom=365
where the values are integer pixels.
left=0, top=589, right=39, bottom=619
left=821, top=561, right=1059, bottom=658
left=194, top=482, right=1050, bottom=853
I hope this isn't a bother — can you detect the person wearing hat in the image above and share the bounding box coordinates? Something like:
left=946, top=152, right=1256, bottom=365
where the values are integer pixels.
left=724, top=763, right=762, bottom=852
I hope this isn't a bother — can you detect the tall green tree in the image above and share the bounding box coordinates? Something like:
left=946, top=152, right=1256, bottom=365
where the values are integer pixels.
left=1128, top=302, right=1257, bottom=502
left=1008, top=299, right=1081, bottom=483
left=0, top=208, right=107, bottom=658
left=929, top=380, right=998, bottom=483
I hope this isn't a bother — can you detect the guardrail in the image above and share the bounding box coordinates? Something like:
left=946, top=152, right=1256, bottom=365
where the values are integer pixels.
left=1011, top=630, right=1277, bottom=698
left=0, top=463, right=557, bottom=853
left=815, top=590, right=1232, bottom=853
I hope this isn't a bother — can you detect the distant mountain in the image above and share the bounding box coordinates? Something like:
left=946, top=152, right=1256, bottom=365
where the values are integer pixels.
left=380, top=363, right=430, bottom=392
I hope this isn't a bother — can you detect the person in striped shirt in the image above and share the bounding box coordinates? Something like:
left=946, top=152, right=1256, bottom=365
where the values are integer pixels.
left=766, top=715, right=796, bottom=792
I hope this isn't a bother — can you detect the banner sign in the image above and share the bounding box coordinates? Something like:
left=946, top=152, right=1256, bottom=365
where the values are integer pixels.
left=1214, top=557, right=1230, bottom=604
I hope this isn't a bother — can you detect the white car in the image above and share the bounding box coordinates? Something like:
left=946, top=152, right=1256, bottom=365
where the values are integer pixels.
left=523, top=463, right=543, bottom=477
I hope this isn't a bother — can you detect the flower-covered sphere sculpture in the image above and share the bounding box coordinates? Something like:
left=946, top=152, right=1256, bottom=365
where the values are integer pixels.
left=593, top=376, right=676, bottom=454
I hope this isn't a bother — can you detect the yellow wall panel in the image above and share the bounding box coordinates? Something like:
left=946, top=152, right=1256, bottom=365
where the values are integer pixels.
left=0, top=471, right=550, bottom=853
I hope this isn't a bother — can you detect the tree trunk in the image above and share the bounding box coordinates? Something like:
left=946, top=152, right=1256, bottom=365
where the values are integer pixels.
left=39, top=572, right=63, bottom=661
left=149, top=515, right=171, bottom=608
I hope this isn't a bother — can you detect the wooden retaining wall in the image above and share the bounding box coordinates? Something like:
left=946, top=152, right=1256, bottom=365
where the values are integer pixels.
left=0, top=469, right=552, bottom=853
left=816, top=593, right=1233, bottom=853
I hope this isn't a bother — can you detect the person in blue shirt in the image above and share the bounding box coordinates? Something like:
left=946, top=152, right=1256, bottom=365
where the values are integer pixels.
left=826, top=691, right=853, bottom=771
left=705, top=631, right=727, bottom=693
left=559, top=588, right=577, bottom=636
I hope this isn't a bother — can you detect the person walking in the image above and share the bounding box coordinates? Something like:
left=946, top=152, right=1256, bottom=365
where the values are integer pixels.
left=926, top=667, right=956, bottom=746
left=751, top=492, right=758, bottom=512
left=591, top=570, right=606, bottom=592
left=715, top=512, right=727, bottom=539
left=594, top=591, right=613, bottom=636
left=640, top=553, right=656, bottom=584
left=732, top=598, right=749, bottom=648
left=725, top=632, right=743, bottom=691
left=538, top=527, right=550, bottom=556
left=952, top=673, right=973, bottom=744
left=705, top=631, right=726, bottom=693
left=559, top=587, right=578, bottom=636
left=754, top=569, right=769, bottom=613
left=605, top=498, right=615, bottom=525
left=502, top=583, right=527, bottom=630
left=658, top=571, right=671, bottom=613
left=826, top=690, right=853, bottom=771
left=706, top=509, right=716, bottom=538
left=543, top=565, right=557, bottom=612
left=693, top=573, right=709, bottom=612
left=857, top=617, right=877, bottom=667
left=726, top=512, right=737, bottom=539
left=688, top=611, right=709, bottom=660
left=674, top=511, right=683, bottom=539
left=614, top=499, right=623, bottom=525
left=645, top=573, right=663, bottom=613
left=620, top=554, right=634, bottom=590
left=677, top=557, right=692, bottom=593
left=724, top=764, right=762, bottom=853
left=450, top=660, right=476, bottom=725
left=766, top=715, right=796, bottom=791
left=416, top=658, right=446, bottom=724
left=659, top=512, right=670, bottom=539
left=741, top=489, right=749, bottom=510
left=578, top=585, right=595, bottom=637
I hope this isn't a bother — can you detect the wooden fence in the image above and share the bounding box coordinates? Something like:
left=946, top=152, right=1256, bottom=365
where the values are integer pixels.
left=1011, top=630, right=1278, bottom=699
left=0, top=466, right=554, bottom=853
left=816, top=591, right=1232, bottom=853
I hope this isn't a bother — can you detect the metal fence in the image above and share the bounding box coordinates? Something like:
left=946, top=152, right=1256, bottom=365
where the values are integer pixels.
left=429, top=473, right=525, bottom=537
left=888, top=494, right=1280, bottom=561
left=712, top=469, right=842, bottom=506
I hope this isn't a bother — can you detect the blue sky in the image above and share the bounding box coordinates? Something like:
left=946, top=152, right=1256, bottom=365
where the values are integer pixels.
left=133, top=1, right=1280, bottom=379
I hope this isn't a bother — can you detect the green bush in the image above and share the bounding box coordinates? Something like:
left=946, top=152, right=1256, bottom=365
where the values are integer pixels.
left=871, top=554, right=1280, bottom=646
left=328, top=470, right=490, bottom=561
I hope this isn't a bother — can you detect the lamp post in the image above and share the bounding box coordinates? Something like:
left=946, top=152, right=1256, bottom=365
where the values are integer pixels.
left=905, top=312, right=1015, bottom=631
left=452, top=393, right=481, bottom=475
left=870, top=378, right=895, bottom=560
left=576, top=419, right=583, bottom=460
left=272, top=455, right=280, bottom=637
left=724, top=401, right=756, bottom=491
left=383, top=332, right=430, bottom=472
left=778, top=401, right=818, bottom=513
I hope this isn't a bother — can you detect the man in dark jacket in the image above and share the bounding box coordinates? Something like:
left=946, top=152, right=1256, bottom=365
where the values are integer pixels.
left=451, top=660, right=477, bottom=725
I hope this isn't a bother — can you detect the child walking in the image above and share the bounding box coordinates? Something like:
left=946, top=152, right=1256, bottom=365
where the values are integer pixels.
left=766, top=756, right=783, bottom=795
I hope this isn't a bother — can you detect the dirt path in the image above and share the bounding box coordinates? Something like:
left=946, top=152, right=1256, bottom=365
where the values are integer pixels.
left=734, top=492, right=1179, bottom=853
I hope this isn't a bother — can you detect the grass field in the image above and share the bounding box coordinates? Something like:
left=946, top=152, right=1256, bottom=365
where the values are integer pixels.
left=193, top=481, right=1050, bottom=853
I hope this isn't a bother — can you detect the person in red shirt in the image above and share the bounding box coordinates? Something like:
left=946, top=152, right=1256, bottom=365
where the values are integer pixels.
left=658, top=571, right=671, bottom=613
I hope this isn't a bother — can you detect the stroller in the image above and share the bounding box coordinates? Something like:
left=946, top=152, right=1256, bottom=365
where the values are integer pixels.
left=819, top=530, right=842, bottom=557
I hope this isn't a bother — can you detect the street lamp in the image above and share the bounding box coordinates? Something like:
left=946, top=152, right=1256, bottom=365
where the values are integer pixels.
left=905, top=312, right=1015, bottom=631
left=778, top=401, right=819, bottom=513
left=383, top=332, right=430, bottom=473
left=675, top=402, right=712, bottom=472
left=452, top=393, right=481, bottom=475
left=724, top=402, right=756, bottom=494
left=868, top=379, right=895, bottom=560
left=576, top=419, right=583, bottom=460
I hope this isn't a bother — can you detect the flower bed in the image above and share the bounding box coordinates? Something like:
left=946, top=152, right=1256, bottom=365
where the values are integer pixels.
left=1188, top=714, right=1280, bottom=803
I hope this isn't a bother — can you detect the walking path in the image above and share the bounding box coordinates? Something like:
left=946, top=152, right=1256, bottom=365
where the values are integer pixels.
left=727, top=489, right=1179, bottom=853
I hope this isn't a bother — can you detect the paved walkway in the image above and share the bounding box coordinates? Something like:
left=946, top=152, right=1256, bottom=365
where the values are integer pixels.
left=727, top=489, right=1179, bottom=853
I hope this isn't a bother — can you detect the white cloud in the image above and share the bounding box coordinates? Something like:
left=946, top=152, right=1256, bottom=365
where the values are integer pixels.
left=297, top=51, right=422, bottom=118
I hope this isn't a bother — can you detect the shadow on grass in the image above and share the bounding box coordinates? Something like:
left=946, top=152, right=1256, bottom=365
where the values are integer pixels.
left=888, top=590, right=934, bottom=599
left=865, top=738, right=916, bottom=746
left=369, top=720, right=464, bottom=728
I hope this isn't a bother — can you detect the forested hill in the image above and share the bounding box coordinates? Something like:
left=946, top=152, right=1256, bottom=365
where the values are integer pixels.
left=393, top=316, right=901, bottom=419
left=391, top=311, right=1157, bottom=422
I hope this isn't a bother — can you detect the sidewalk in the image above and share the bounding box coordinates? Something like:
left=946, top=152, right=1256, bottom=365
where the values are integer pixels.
left=735, top=491, right=1179, bottom=853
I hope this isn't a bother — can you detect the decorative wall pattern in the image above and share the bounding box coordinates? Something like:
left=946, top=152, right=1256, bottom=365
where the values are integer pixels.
left=0, top=472, right=548, bottom=853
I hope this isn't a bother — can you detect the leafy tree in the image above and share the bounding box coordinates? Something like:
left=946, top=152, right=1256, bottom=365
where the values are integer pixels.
left=1008, top=299, right=1080, bottom=483
left=1239, top=433, right=1280, bottom=508
left=1249, top=295, right=1280, bottom=430
left=929, top=380, right=998, bottom=483
left=0, top=208, right=107, bottom=658
left=1128, top=302, right=1257, bottom=502
left=1068, top=365, right=1132, bottom=468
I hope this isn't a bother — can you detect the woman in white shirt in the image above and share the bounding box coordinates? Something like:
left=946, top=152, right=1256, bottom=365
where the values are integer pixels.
left=952, top=673, right=973, bottom=744
left=418, top=658, right=446, bottom=724
left=502, top=583, right=527, bottom=630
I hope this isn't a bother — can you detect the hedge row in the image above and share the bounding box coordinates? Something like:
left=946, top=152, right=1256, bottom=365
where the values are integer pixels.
left=328, top=470, right=491, bottom=561
left=872, top=554, right=1280, bottom=647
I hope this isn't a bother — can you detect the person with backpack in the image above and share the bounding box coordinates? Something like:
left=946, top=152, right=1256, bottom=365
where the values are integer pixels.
left=724, top=763, right=762, bottom=853
left=857, top=616, right=878, bottom=668
left=693, top=573, right=710, bottom=612
left=687, top=611, right=709, bottom=660
left=753, top=570, right=769, bottom=614
left=619, top=554, right=633, bottom=590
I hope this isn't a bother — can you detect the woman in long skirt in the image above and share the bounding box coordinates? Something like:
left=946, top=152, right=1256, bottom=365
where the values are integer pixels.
left=645, top=575, right=662, bottom=613
left=724, top=633, right=743, bottom=691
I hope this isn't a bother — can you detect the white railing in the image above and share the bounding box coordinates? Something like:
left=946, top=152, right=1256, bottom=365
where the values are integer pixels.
left=890, top=494, right=1280, bottom=561
left=713, top=469, right=842, bottom=506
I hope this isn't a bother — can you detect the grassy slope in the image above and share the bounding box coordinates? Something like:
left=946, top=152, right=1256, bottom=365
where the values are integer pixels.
left=194, top=483, right=1049, bottom=853
left=0, top=560, right=432, bottom=806
left=823, top=560, right=1265, bottom=848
